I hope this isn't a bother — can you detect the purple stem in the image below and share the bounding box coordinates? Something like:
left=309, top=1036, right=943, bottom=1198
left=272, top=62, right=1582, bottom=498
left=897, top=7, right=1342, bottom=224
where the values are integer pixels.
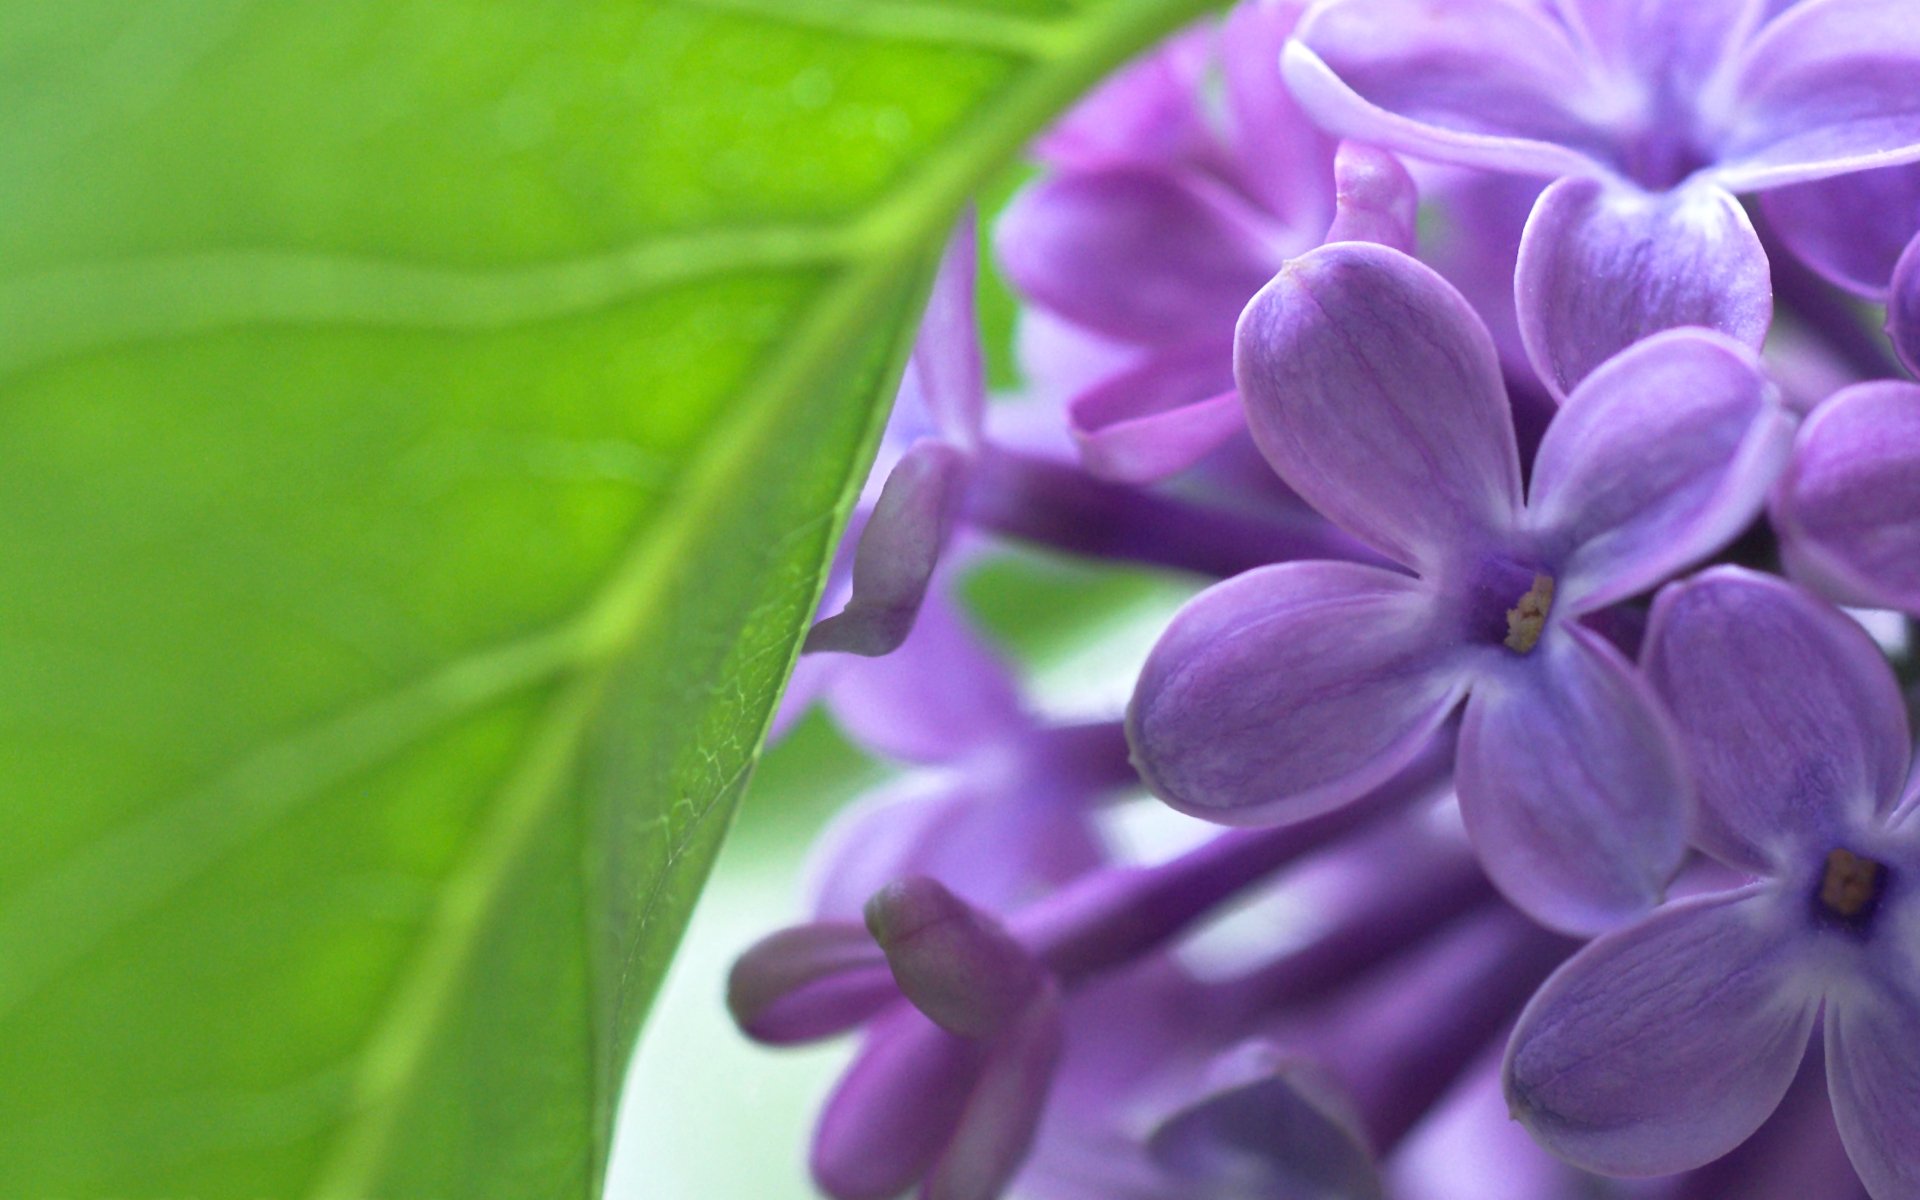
left=966, top=447, right=1385, bottom=579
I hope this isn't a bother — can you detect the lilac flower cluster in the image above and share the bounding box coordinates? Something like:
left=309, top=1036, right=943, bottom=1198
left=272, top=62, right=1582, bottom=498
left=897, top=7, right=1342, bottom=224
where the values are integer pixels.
left=731, top=1, right=1920, bottom=1196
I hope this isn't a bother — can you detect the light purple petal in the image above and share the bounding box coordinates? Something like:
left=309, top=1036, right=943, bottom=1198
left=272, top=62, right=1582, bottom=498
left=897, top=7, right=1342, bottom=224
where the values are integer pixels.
left=1128, top=560, right=1465, bottom=827
left=813, top=1011, right=984, bottom=1200
left=727, top=921, right=896, bottom=1045
left=1067, top=340, right=1241, bottom=484
left=806, top=440, right=969, bottom=658
left=1034, top=26, right=1213, bottom=171
left=926, top=991, right=1063, bottom=1200
left=1517, top=176, right=1772, bottom=399
left=1553, top=0, right=1766, bottom=96
left=1826, top=981, right=1920, bottom=1199
left=1892, top=229, right=1920, bottom=375
left=1220, top=0, right=1338, bottom=234
left=1714, top=0, right=1920, bottom=190
left=823, top=591, right=1026, bottom=764
left=1236, top=242, right=1523, bottom=572
left=1326, top=142, right=1420, bottom=251
left=1775, top=381, right=1920, bottom=615
left=1456, top=625, right=1692, bottom=934
left=1529, top=328, right=1792, bottom=612
left=913, top=212, right=985, bottom=449
left=1643, top=568, right=1913, bottom=873
left=1504, top=887, right=1820, bottom=1175
left=996, top=168, right=1279, bottom=346
left=1759, top=163, right=1920, bottom=298
left=1146, top=1044, right=1385, bottom=1200
left=1282, top=1, right=1614, bottom=179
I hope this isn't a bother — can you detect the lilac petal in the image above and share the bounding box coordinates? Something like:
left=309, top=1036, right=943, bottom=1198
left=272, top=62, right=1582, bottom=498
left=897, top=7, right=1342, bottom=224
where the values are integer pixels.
left=727, top=921, right=897, bottom=1045
left=1715, top=0, right=1920, bottom=190
left=806, top=440, right=968, bottom=658
left=1326, top=142, right=1419, bottom=252
left=912, top=212, right=985, bottom=449
left=1529, top=328, right=1791, bottom=612
left=1554, top=0, right=1765, bottom=97
left=1282, top=2, right=1613, bottom=179
left=925, top=991, right=1063, bottom=1200
left=1504, top=887, right=1820, bottom=1176
left=1775, top=381, right=1920, bottom=615
left=1456, top=625, right=1691, bottom=934
left=1067, top=340, right=1241, bottom=483
left=1146, top=1044, right=1384, bottom=1200
left=1236, top=242, right=1522, bottom=572
left=1892, top=229, right=1920, bottom=375
left=1128, top=560, right=1465, bottom=827
left=865, top=877, right=1046, bottom=1040
left=822, top=589, right=1026, bottom=765
left=1517, top=177, right=1772, bottom=399
left=1759, top=163, right=1920, bottom=298
left=1220, top=0, right=1337, bottom=233
left=813, top=1010, right=984, bottom=1200
left=1034, top=26, right=1212, bottom=171
left=996, top=168, right=1278, bottom=346
left=1643, top=568, right=1913, bottom=873
left=1826, top=983, right=1920, bottom=1199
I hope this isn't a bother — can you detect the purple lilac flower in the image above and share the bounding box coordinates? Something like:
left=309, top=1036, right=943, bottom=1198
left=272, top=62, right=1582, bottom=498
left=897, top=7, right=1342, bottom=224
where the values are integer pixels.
left=1284, top=0, right=1920, bottom=398
left=1504, top=569, right=1920, bottom=1197
left=1774, top=382, right=1920, bottom=617
left=1128, top=240, right=1793, bottom=933
left=1763, top=160, right=1920, bottom=301
left=996, top=0, right=1419, bottom=484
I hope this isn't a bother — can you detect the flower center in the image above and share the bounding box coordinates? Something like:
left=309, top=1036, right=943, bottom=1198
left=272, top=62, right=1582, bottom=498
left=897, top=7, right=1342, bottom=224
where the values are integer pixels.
left=1814, top=847, right=1889, bottom=934
left=1503, top=575, right=1556, bottom=655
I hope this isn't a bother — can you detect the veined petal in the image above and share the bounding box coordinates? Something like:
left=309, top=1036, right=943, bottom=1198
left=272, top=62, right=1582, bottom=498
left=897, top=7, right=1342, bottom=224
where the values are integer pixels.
left=996, top=168, right=1279, bottom=346
left=1516, top=177, right=1771, bottom=399
left=1128, top=560, right=1464, bottom=827
left=1826, top=972, right=1920, bottom=1198
left=1456, top=626, right=1692, bottom=934
left=1283, top=0, right=1616, bottom=178
left=1892, top=230, right=1920, bottom=376
left=1067, top=340, right=1241, bottom=484
left=1531, top=328, right=1791, bottom=612
left=1504, top=887, right=1819, bottom=1175
left=1643, top=568, right=1913, bottom=873
left=1714, top=0, right=1920, bottom=190
left=1236, top=242, right=1523, bottom=572
left=805, top=440, right=969, bottom=658
left=1775, top=381, right=1920, bottom=616
left=1759, top=163, right=1920, bottom=298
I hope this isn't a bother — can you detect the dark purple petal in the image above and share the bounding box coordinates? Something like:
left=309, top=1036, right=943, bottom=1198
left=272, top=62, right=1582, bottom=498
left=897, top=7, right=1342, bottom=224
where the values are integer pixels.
left=1284, top=0, right=1614, bottom=178
left=822, top=591, right=1026, bottom=764
left=806, top=440, right=969, bottom=658
left=1146, top=1044, right=1384, bottom=1200
left=1326, top=142, right=1419, bottom=251
left=813, top=1011, right=984, bottom=1200
left=1759, top=163, right=1920, bottom=297
left=1715, top=0, right=1920, bottom=190
left=1826, top=982, right=1920, bottom=1198
left=925, top=991, right=1063, bottom=1200
left=1892, top=229, right=1920, bottom=375
left=1220, top=0, right=1338, bottom=233
left=865, top=876, right=1046, bottom=1040
left=1643, top=568, right=1914, bottom=873
left=997, top=168, right=1279, bottom=345
left=1775, top=381, right=1920, bottom=615
left=727, top=921, right=896, bottom=1045
left=1236, top=242, right=1523, bottom=571
left=1067, top=340, right=1241, bottom=483
left=1517, top=177, right=1772, bottom=399
left=1504, top=887, right=1820, bottom=1175
left=1456, top=625, right=1692, bottom=934
left=913, top=213, right=986, bottom=448
left=1128, top=560, right=1464, bottom=827
left=1529, top=328, right=1792, bottom=612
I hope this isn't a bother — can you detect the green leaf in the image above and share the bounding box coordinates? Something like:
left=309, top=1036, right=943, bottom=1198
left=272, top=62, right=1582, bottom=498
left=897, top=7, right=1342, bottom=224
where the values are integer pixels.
left=0, top=1, right=1215, bottom=1196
